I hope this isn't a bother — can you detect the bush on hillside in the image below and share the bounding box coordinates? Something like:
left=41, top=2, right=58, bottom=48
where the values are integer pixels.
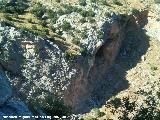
left=113, top=0, right=123, bottom=6
left=0, top=20, right=14, bottom=27
left=80, top=9, right=95, bottom=17
left=31, top=3, right=46, bottom=18
left=79, top=0, right=87, bottom=6
left=47, top=10, right=58, bottom=24
left=0, top=0, right=29, bottom=14
left=61, top=21, right=71, bottom=31
left=28, top=94, right=71, bottom=117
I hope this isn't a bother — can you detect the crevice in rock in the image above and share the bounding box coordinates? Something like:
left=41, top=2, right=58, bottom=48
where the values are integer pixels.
left=64, top=10, right=149, bottom=114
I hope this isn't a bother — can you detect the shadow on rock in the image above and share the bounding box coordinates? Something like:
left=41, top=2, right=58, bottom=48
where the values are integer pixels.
left=84, top=11, right=150, bottom=114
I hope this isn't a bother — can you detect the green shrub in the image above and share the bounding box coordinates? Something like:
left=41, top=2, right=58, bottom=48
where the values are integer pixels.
left=97, top=30, right=104, bottom=39
left=31, top=3, right=46, bottom=18
left=80, top=9, right=95, bottom=17
left=28, top=18, right=32, bottom=23
left=76, top=7, right=83, bottom=13
left=57, top=30, right=63, bottom=35
left=113, top=94, right=160, bottom=120
left=131, top=8, right=140, bottom=15
left=99, top=0, right=110, bottom=6
left=109, top=97, right=122, bottom=109
left=80, top=18, right=87, bottom=23
left=13, top=13, right=19, bottom=18
left=72, top=6, right=80, bottom=13
left=19, top=27, right=45, bottom=37
left=36, top=30, right=46, bottom=37
left=105, top=12, right=112, bottom=17
left=91, top=108, right=101, bottom=118
left=61, top=21, right=71, bottom=31
left=47, top=10, right=58, bottom=24
left=28, top=95, right=71, bottom=117
left=80, top=47, right=87, bottom=56
left=88, top=17, right=96, bottom=23
left=57, top=9, right=66, bottom=15
left=132, top=96, right=160, bottom=120
left=1, top=20, right=14, bottom=27
left=0, top=0, right=29, bottom=14
left=61, top=4, right=80, bottom=14
left=63, top=4, right=74, bottom=14
left=42, top=29, right=49, bottom=35
left=81, top=29, right=88, bottom=39
left=64, top=50, right=75, bottom=59
left=80, top=10, right=87, bottom=17
left=0, top=0, right=6, bottom=10
left=73, top=38, right=80, bottom=46
left=156, top=18, right=160, bottom=21
left=56, top=0, right=61, bottom=3
left=79, top=0, right=87, bottom=6
left=40, top=20, right=47, bottom=27
left=81, top=32, right=87, bottom=39
left=150, top=65, right=158, bottom=71
left=50, top=26, right=56, bottom=32
left=51, top=17, right=58, bottom=25
left=157, top=92, right=160, bottom=98
left=113, top=0, right=123, bottom=6
left=4, top=14, right=13, bottom=21
left=20, top=27, right=30, bottom=34
left=31, top=25, right=37, bottom=30
left=90, top=0, right=96, bottom=3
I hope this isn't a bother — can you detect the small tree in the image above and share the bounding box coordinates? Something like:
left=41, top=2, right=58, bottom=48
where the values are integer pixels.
left=0, top=0, right=29, bottom=14
left=79, top=0, right=87, bottom=6
left=61, top=21, right=71, bottom=31
left=90, top=0, right=96, bottom=3
left=56, top=0, right=61, bottom=3
left=113, top=0, right=123, bottom=6
left=97, top=30, right=104, bottom=39
left=31, top=3, right=46, bottom=18
left=80, top=9, right=95, bottom=17
left=80, top=47, right=87, bottom=56
left=47, top=10, right=58, bottom=24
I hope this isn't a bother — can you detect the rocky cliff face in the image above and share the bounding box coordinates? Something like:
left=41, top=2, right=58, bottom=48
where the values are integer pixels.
left=0, top=9, right=149, bottom=115
left=0, top=21, right=77, bottom=115
left=64, top=10, right=149, bottom=113
left=0, top=14, right=122, bottom=114
left=64, top=18, right=126, bottom=113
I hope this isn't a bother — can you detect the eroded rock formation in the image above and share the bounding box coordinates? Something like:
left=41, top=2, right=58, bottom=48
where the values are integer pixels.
left=0, top=10, right=148, bottom=115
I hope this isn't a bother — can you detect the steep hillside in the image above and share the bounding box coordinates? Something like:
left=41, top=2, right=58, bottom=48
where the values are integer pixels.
left=83, top=1, right=160, bottom=120
left=0, top=0, right=159, bottom=119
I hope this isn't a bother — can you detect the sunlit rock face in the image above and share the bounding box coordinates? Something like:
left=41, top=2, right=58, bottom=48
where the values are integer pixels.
left=0, top=14, right=117, bottom=113
left=0, top=10, right=147, bottom=113
left=0, top=22, right=76, bottom=101
left=145, top=4, right=160, bottom=41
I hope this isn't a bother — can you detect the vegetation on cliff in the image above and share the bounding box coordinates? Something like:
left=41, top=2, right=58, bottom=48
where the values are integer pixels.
left=0, top=0, right=160, bottom=119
